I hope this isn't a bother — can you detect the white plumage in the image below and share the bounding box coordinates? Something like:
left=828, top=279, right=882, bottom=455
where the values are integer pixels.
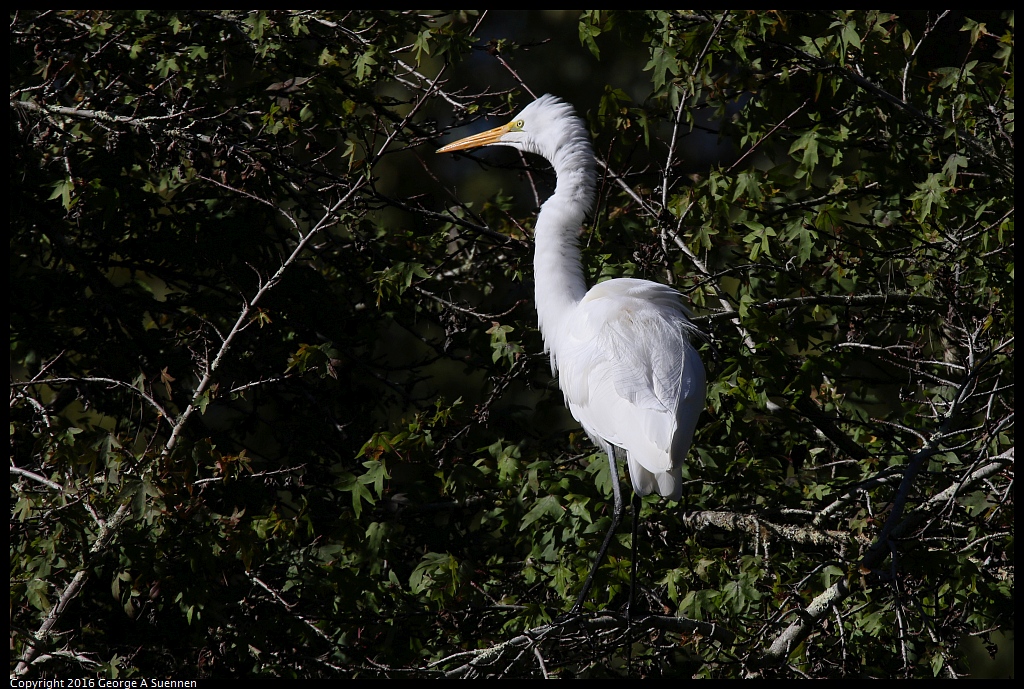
left=558, top=278, right=706, bottom=500
left=438, top=94, right=706, bottom=503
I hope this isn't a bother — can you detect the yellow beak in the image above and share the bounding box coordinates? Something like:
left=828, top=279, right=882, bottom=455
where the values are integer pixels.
left=436, top=122, right=512, bottom=154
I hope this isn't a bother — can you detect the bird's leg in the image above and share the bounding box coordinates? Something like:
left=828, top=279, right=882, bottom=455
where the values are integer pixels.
left=627, top=490, right=642, bottom=623
left=570, top=448, right=624, bottom=613
left=625, top=490, right=643, bottom=677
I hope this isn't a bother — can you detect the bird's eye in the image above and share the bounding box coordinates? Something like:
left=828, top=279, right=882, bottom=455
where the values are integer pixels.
left=516, top=119, right=525, bottom=129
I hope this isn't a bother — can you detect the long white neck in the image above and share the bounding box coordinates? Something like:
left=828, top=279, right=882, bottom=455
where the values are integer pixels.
left=533, top=138, right=596, bottom=370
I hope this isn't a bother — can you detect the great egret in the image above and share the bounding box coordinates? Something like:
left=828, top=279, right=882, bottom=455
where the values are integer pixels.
left=437, top=94, right=706, bottom=611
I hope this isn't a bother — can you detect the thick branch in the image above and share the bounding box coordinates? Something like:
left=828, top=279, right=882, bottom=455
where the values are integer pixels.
left=681, top=510, right=853, bottom=550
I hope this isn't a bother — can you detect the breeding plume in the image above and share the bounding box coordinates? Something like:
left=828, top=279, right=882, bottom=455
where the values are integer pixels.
left=437, top=94, right=706, bottom=610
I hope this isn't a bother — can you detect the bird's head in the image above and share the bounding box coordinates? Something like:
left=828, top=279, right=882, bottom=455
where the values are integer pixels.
left=436, top=94, right=590, bottom=164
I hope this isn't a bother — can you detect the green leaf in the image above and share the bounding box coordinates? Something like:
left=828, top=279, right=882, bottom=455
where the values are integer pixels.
left=520, top=495, right=563, bottom=530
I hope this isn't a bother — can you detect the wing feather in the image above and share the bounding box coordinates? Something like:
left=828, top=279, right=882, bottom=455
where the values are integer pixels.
left=552, top=278, right=706, bottom=499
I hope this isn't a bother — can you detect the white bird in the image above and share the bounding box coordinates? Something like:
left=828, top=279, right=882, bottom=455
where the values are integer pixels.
left=437, top=94, right=706, bottom=611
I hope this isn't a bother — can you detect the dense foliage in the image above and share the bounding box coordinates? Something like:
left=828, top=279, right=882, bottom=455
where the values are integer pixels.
left=11, top=10, right=1013, bottom=678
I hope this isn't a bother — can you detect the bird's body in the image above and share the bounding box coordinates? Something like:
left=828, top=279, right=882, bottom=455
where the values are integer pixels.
left=438, top=94, right=706, bottom=503
left=555, top=278, right=706, bottom=501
